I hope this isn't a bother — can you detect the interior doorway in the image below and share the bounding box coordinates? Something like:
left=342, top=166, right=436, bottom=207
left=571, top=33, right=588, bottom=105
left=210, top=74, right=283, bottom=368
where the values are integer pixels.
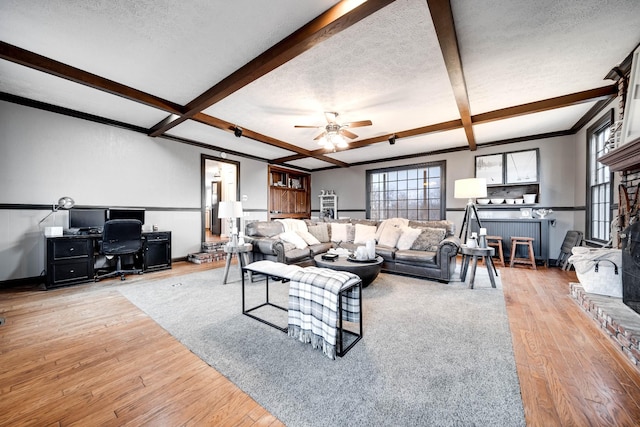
left=201, top=154, right=240, bottom=243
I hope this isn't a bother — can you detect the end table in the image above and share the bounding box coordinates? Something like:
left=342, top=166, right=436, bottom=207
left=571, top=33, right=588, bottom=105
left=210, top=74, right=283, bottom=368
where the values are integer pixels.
left=459, top=245, right=497, bottom=289
left=222, top=243, right=253, bottom=284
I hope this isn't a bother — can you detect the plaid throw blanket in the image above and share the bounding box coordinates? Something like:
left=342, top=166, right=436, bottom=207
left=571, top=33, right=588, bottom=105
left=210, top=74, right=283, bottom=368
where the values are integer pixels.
left=287, top=267, right=361, bottom=359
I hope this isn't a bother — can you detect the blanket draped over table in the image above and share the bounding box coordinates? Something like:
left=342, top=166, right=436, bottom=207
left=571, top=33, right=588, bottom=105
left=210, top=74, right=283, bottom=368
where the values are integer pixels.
left=287, top=267, right=361, bottom=359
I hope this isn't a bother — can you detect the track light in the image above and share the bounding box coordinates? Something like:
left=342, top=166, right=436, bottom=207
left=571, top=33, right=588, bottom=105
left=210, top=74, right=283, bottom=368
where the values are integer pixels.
left=234, top=127, right=243, bottom=138
left=389, top=134, right=396, bottom=145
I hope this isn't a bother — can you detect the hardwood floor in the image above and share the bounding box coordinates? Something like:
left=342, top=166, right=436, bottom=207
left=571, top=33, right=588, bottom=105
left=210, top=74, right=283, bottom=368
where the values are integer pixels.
left=1, top=261, right=639, bottom=426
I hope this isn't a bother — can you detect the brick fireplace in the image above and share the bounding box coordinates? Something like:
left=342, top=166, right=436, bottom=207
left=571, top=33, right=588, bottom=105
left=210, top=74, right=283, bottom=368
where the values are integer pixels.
left=599, top=135, right=640, bottom=316
left=571, top=283, right=640, bottom=372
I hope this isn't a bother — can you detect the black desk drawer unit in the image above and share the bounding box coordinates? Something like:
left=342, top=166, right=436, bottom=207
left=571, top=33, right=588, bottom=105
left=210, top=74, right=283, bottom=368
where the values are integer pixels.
left=143, top=231, right=172, bottom=272
left=46, top=237, right=94, bottom=289
left=45, top=231, right=172, bottom=289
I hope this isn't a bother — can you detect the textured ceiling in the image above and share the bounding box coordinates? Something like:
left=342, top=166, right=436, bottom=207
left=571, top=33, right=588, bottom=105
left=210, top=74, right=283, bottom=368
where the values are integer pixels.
left=1, top=0, right=639, bottom=170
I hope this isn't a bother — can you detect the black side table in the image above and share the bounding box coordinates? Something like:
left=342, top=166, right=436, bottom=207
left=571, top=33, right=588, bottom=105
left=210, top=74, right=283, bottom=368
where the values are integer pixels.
left=459, top=245, right=497, bottom=289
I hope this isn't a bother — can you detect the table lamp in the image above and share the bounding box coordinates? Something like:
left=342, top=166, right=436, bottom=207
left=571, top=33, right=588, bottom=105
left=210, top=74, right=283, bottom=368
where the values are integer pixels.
left=454, top=178, right=487, bottom=244
left=218, top=200, right=243, bottom=247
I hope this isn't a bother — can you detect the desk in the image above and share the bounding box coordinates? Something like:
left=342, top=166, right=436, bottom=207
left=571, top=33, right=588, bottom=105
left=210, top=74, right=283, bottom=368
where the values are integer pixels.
left=459, top=245, right=497, bottom=289
left=45, top=231, right=171, bottom=289
left=222, top=243, right=253, bottom=284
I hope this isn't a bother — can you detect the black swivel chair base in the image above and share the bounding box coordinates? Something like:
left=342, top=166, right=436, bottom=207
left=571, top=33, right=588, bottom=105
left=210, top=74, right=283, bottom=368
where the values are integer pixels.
left=95, top=256, right=143, bottom=281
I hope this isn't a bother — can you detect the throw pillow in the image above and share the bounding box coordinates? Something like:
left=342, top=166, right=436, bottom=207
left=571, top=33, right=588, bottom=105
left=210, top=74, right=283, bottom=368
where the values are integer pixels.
left=279, top=230, right=308, bottom=250
left=353, top=224, right=377, bottom=244
left=330, top=222, right=349, bottom=243
left=377, top=225, right=402, bottom=247
left=408, top=220, right=453, bottom=236
left=296, top=229, right=321, bottom=246
left=396, top=226, right=423, bottom=250
left=410, top=227, right=446, bottom=251
left=307, top=223, right=330, bottom=243
left=375, top=218, right=409, bottom=241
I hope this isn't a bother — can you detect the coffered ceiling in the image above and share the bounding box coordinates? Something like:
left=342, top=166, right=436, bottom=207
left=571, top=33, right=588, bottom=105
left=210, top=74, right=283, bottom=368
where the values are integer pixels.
left=1, top=0, right=639, bottom=170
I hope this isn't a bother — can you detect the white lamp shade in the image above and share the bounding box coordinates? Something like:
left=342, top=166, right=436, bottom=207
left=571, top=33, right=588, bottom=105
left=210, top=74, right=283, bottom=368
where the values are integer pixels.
left=454, top=178, right=487, bottom=199
left=233, top=201, right=243, bottom=216
left=217, top=201, right=233, bottom=219
left=218, top=200, right=243, bottom=218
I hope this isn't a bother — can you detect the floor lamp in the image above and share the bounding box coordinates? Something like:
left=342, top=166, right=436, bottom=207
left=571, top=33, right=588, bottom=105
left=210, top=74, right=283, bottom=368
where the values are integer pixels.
left=454, top=178, right=487, bottom=244
left=218, top=201, right=243, bottom=247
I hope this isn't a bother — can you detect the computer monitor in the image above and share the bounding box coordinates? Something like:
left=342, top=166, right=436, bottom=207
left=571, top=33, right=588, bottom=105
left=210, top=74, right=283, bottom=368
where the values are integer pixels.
left=68, top=209, right=107, bottom=231
left=108, top=208, right=145, bottom=224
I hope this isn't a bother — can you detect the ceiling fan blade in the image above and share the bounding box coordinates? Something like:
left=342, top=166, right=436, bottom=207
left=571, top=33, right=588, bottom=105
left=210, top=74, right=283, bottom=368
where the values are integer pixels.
left=313, top=131, right=326, bottom=141
left=340, top=129, right=358, bottom=139
left=294, top=125, right=322, bottom=128
left=343, top=120, right=372, bottom=128
left=324, top=111, right=339, bottom=123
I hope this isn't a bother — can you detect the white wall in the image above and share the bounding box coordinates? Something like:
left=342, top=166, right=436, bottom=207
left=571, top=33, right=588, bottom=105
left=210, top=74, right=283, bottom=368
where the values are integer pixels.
left=0, top=100, right=268, bottom=281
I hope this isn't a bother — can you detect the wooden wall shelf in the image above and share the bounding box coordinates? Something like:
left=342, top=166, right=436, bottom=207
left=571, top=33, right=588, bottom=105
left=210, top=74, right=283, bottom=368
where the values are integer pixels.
left=268, top=165, right=311, bottom=220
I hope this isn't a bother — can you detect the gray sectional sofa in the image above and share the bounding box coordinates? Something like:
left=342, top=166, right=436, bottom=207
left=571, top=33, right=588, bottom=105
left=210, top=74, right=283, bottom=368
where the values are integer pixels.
left=243, top=218, right=461, bottom=283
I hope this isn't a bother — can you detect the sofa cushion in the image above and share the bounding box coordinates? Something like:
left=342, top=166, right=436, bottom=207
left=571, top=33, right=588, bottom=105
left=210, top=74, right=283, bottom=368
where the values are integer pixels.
left=395, top=249, right=437, bottom=265
left=284, top=247, right=313, bottom=263
left=408, top=220, right=454, bottom=236
left=350, top=219, right=379, bottom=227
left=411, top=227, right=446, bottom=251
left=378, top=225, right=402, bottom=247
left=375, top=218, right=409, bottom=241
left=396, top=226, right=422, bottom=250
left=307, top=223, right=330, bottom=243
left=339, top=242, right=359, bottom=253
left=279, top=231, right=307, bottom=249
left=296, top=229, right=321, bottom=245
left=308, top=242, right=334, bottom=256
left=246, top=221, right=284, bottom=237
left=353, top=224, right=377, bottom=244
left=375, top=245, right=396, bottom=261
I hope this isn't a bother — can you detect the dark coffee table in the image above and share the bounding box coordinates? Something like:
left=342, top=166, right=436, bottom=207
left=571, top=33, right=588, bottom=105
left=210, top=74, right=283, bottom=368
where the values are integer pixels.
left=314, top=254, right=383, bottom=287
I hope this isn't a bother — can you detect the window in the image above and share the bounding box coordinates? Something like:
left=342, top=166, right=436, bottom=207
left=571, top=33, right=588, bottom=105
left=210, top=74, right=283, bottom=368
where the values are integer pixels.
left=367, top=161, right=445, bottom=220
left=586, top=110, right=613, bottom=243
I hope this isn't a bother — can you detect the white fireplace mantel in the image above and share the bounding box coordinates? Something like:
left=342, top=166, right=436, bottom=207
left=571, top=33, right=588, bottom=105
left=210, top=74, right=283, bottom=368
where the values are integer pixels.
left=598, top=137, right=640, bottom=172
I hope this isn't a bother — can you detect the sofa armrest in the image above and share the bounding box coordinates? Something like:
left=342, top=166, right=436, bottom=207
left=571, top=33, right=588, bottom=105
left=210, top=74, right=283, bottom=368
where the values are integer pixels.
left=437, top=235, right=461, bottom=262
left=243, top=236, right=286, bottom=263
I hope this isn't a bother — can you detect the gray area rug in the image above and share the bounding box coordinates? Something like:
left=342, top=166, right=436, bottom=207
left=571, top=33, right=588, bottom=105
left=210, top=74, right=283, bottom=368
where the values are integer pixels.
left=118, top=265, right=525, bottom=426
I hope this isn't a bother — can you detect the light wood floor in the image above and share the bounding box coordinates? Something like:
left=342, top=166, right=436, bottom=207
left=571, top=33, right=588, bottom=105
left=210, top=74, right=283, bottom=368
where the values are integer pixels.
left=1, top=261, right=639, bottom=426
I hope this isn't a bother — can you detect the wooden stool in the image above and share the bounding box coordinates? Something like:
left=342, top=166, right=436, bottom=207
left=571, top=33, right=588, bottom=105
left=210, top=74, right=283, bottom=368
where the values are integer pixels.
left=486, top=236, right=505, bottom=267
left=509, top=237, right=537, bottom=270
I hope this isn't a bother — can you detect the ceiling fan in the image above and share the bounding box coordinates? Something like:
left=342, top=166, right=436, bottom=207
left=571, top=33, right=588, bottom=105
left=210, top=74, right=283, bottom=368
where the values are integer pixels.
left=294, top=112, right=372, bottom=149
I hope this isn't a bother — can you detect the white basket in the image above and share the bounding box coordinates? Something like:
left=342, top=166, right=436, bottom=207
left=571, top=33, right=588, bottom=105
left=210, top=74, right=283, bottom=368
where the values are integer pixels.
left=573, top=255, right=622, bottom=298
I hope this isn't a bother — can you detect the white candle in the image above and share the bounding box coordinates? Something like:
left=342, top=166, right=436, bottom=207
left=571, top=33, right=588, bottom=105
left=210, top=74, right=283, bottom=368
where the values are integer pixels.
left=479, top=228, right=487, bottom=236
left=471, top=232, right=478, bottom=239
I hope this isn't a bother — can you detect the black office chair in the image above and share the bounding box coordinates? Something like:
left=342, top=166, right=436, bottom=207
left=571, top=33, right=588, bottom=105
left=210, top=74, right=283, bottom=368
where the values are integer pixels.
left=95, top=219, right=143, bottom=281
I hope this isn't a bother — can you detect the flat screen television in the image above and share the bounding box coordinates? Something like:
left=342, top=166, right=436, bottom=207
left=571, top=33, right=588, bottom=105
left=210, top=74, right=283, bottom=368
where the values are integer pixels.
left=108, top=208, right=145, bottom=224
left=68, top=208, right=107, bottom=231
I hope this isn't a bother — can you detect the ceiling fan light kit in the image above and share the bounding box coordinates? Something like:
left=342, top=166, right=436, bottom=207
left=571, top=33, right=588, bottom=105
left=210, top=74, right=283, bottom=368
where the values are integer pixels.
left=297, top=111, right=372, bottom=150
left=319, top=132, right=348, bottom=150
